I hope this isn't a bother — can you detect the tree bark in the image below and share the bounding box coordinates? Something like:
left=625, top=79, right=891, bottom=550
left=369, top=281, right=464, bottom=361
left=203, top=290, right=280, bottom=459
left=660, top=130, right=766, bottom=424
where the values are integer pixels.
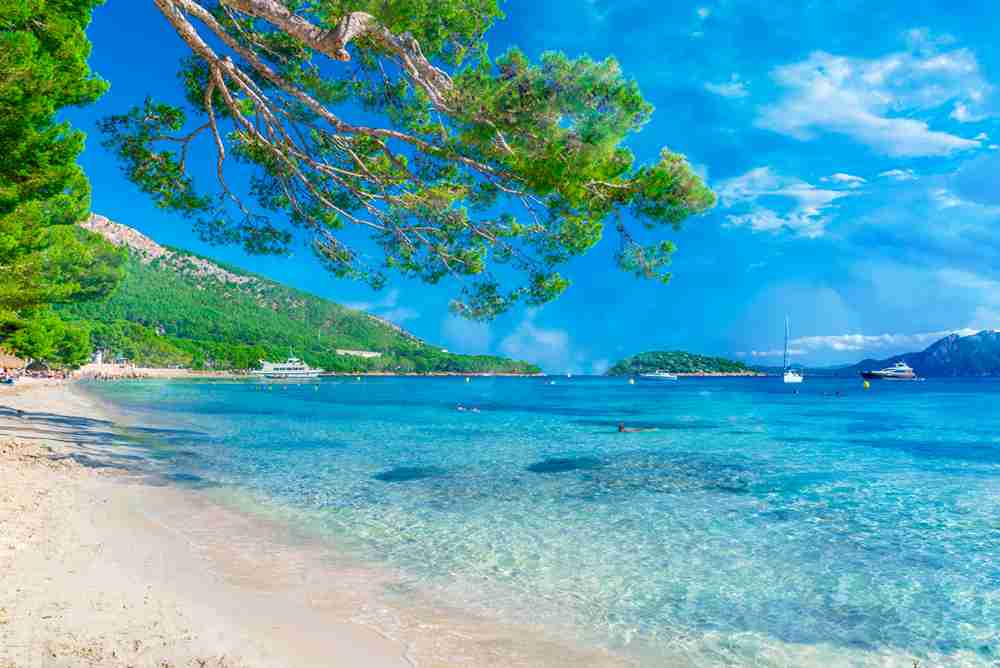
left=218, top=0, right=453, bottom=108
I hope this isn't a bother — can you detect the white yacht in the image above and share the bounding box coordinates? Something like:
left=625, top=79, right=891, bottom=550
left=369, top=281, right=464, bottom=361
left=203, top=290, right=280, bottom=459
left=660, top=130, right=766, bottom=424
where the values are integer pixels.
left=861, top=361, right=917, bottom=381
left=782, top=316, right=803, bottom=384
left=639, top=370, right=678, bottom=381
left=252, top=357, right=322, bottom=379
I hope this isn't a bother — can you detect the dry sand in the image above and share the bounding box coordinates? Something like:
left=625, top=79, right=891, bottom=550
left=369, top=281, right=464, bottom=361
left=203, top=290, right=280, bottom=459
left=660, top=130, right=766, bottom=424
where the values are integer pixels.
left=0, top=381, right=417, bottom=667
left=0, top=381, right=630, bottom=668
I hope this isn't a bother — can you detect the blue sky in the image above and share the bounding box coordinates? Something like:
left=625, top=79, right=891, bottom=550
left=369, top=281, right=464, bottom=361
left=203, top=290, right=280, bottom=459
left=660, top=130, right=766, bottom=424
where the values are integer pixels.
left=67, top=0, right=1000, bottom=371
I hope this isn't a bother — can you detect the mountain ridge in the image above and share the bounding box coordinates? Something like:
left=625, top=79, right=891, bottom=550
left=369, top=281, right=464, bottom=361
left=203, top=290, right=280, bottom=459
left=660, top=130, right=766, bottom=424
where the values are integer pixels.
left=59, top=214, right=539, bottom=374
left=848, top=330, right=1000, bottom=377
left=753, top=330, right=1000, bottom=377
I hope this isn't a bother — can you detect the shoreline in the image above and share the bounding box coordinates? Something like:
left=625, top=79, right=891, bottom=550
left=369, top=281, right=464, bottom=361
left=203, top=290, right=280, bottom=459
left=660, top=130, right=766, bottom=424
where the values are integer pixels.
left=64, top=366, right=768, bottom=382
left=0, top=381, right=629, bottom=667
left=607, top=371, right=767, bottom=377
left=69, top=363, right=545, bottom=381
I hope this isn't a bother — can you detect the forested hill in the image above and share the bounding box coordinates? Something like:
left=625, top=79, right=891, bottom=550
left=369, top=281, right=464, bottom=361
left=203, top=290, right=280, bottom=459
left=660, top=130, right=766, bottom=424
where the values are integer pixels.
left=57, top=214, right=539, bottom=374
left=605, top=351, right=757, bottom=376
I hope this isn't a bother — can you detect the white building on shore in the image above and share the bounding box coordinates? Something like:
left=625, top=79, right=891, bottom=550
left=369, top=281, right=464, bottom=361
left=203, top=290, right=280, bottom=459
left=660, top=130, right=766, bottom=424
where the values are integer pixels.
left=335, top=349, right=382, bottom=359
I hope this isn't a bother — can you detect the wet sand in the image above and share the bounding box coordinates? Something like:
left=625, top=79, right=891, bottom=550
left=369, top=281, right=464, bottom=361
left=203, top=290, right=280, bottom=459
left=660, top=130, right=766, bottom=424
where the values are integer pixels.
left=0, top=382, right=630, bottom=668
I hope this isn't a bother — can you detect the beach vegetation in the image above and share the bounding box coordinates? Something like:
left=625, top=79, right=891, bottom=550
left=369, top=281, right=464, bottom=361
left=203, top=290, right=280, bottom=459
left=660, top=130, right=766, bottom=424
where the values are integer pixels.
left=0, top=0, right=125, bottom=366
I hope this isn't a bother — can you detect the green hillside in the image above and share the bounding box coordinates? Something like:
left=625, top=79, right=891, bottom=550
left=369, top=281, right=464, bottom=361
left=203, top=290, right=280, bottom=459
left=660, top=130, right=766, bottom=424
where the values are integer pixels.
left=606, top=350, right=755, bottom=376
left=57, top=215, right=539, bottom=374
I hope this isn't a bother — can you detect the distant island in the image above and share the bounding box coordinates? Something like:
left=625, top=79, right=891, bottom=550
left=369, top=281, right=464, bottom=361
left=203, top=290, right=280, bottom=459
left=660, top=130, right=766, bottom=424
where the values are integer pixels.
left=605, top=351, right=762, bottom=377
left=57, top=215, right=540, bottom=375
left=752, top=330, right=1000, bottom=378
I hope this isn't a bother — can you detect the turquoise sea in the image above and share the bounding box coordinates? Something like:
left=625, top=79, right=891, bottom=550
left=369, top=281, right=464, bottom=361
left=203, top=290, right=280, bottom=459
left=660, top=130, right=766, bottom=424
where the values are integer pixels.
left=83, top=376, right=1000, bottom=666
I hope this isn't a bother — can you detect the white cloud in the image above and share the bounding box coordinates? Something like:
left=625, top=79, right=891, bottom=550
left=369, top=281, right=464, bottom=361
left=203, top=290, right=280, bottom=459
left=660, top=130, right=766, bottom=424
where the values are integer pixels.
left=739, top=327, right=983, bottom=361
left=951, top=102, right=988, bottom=123
left=937, top=268, right=1000, bottom=293
left=499, top=311, right=576, bottom=372
left=821, top=172, right=867, bottom=188
left=927, top=187, right=1000, bottom=214
left=878, top=168, right=918, bottom=181
left=788, top=329, right=976, bottom=354
left=756, top=42, right=991, bottom=156
left=705, top=74, right=748, bottom=98
left=441, top=315, right=491, bottom=354
left=344, top=288, right=418, bottom=325
left=717, top=167, right=853, bottom=237
left=937, top=269, right=1000, bottom=331
left=931, top=188, right=964, bottom=209
left=904, top=28, right=957, bottom=51
left=739, top=349, right=805, bottom=359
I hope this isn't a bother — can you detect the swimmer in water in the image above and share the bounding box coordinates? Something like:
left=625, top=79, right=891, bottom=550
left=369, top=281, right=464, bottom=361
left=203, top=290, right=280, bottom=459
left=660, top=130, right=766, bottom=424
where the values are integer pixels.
left=618, top=422, right=657, bottom=433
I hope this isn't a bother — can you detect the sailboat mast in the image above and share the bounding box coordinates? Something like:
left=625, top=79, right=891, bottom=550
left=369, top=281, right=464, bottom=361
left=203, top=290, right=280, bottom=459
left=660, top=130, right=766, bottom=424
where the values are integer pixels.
left=784, top=316, right=790, bottom=371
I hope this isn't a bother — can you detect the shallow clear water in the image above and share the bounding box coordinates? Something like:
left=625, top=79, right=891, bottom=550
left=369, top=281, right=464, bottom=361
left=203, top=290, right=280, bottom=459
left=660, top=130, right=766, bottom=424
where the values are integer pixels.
left=85, top=377, right=1000, bottom=665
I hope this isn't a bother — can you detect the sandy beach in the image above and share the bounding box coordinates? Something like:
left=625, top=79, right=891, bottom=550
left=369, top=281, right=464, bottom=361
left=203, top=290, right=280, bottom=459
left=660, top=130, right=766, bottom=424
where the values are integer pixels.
left=0, top=381, right=629, bottom=668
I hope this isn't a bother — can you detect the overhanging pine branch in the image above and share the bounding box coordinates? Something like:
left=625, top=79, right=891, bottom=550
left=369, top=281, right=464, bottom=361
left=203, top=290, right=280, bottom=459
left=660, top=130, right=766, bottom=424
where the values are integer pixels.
left=219, top=0, right=454, bottom=110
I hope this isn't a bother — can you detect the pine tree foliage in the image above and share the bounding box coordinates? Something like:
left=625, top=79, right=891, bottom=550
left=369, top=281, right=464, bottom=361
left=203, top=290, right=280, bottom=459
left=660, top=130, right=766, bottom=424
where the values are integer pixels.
left=0, top=0, right=125, bottom=363
left=101, top=0, right=715, bottom=319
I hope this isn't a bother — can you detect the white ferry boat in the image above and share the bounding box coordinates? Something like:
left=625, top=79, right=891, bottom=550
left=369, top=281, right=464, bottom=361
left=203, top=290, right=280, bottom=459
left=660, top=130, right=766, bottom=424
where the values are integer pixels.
left=861, top=361, right=917, bottom=381
left=252, top=357, right=322, bottom=379
left=639, top=370, right=678, bottom=381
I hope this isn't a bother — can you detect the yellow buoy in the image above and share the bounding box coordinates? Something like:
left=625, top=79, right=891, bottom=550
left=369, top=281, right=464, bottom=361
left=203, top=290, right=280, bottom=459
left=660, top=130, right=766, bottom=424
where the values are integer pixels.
left=863, top=380, right=871, bottom=390
left=628, top=378, right=635, bottom=385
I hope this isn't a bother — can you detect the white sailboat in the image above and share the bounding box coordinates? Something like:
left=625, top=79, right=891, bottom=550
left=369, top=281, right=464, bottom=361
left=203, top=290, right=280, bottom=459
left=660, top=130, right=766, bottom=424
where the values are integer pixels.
left=782, top=316, right=803, bottom=384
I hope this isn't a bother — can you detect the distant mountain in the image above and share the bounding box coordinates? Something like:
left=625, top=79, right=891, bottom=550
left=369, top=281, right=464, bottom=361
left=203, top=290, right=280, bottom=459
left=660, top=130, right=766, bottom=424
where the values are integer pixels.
left=606, top=350, right=757, bottom=376
left=57, top=214, right=540, bottom=374
left=847, top=330, right=1000, bottom=378
left=752, top=330, right=1000, bottom=378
